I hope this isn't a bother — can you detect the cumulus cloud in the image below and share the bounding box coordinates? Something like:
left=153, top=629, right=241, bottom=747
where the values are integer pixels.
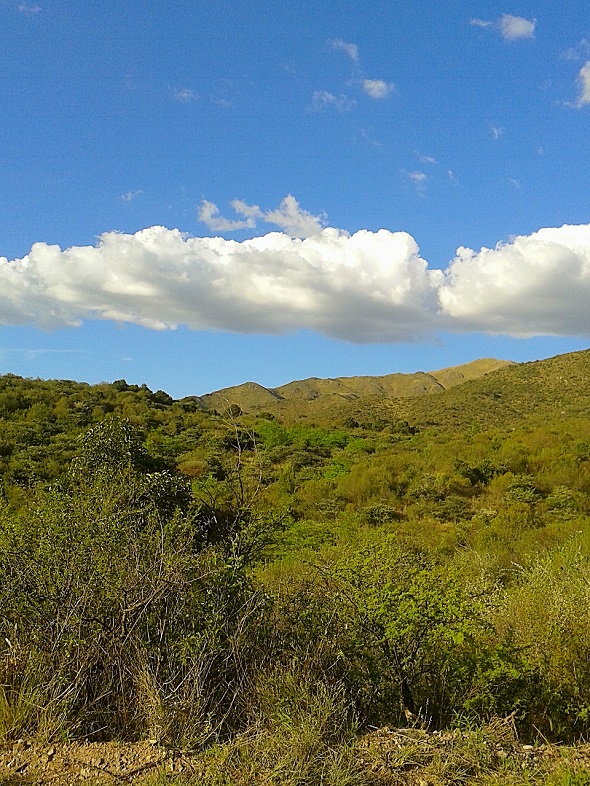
left=408, top=171, right=427, bottom=183
left=404, top=171, right=427, bottom=195
left=18, top=3, right=41, bottom=13
left=439, top=224, right=590, bottom=335
left=499, top=14, right=536, bottom=40
left=198, top=195, right=325, bottom=239
left=362, top=79, right=394, bottom=99
left=575, top=62, right=590, bottom=107
left=0, top=227, right=439, bottom=341
left=4, top=220, right=590, bottom=342
left=310, top=90, right=356, bottom=112
left=329, top=38, right=359, bottom=62
left=471, top=14, right=536, bottom=40
left=263, top=195, right=326, bottom=237
left=197, top=200, right=258, bottom=232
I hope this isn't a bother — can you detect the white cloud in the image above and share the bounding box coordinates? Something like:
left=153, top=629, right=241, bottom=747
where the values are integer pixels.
left=439, top=224, right=590, bottom=336
left=418, top=153, right=437, bottom=164
left=575, top=61, right=590, bottom=107
left=310, top=90, right=356, bottom=112
left=362, top=79, right=394, bottom=99
left=198, top=200, right=258, bottom=232
left=471, top=14, right=536, bottom=40
left=329, top=38, right=359, bottom=62
left=5, top=220, right=590, bottom=342
left=198, top=195, right=325, bottom=238
left=173, top=88, right=198, bottom=103
left=490, top=125, right=504, bottom=140
left=561, top=39, right=590, bottom=61
left=507, top=178, right=521, bottom=189
left=231, top=199, right=263, bottom=221
left=405, top=171, right=427, bottom=195
left=0, top=226, right=439, bottom=341
left=120, top=190, right=143, bottom=203
left=263, top=195, right=326, bottom=237
left=499, top=14, right=536, bottom=40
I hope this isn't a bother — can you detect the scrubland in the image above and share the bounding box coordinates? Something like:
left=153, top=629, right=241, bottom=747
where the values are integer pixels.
left=1, top=352, right=590, bottom=783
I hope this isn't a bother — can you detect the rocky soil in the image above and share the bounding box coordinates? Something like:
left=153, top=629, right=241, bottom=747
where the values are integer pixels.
left=0, top=739, right=197, bottom=784
left=2, top=726, right=590, bottom=785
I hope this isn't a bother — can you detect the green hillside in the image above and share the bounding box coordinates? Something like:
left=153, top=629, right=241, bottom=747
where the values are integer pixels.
left=388, top=347, right=590, bottom=430
left=200, top=357, right=514, bottom=414
left=1, top=349, right=590, bottom=784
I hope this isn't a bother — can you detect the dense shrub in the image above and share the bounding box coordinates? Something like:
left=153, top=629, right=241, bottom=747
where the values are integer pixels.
left=0, top=419, right=270, bottom=744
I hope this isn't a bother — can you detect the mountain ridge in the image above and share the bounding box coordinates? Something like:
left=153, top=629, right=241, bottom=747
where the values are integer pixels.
left=200, top=357, right=515, bottom=413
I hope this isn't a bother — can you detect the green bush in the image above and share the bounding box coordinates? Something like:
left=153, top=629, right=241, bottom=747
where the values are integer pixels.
left=493, top=542, right=590, bottom=739
left=0, top=419, right=269, bottom=744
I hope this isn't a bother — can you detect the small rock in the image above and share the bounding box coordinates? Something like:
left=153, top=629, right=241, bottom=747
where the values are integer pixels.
left=41, top=745, right=57, bottom=763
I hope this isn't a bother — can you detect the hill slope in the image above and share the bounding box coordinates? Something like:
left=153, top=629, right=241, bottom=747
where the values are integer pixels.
left=381, top=347, right=590, bottom=431
left=200, top=357, right=514, bottom=413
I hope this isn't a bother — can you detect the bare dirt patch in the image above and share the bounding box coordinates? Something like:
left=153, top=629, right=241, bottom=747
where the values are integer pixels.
left=0, top=740, right=198, bottom=784
left=2, top=728, right=590, bottom=785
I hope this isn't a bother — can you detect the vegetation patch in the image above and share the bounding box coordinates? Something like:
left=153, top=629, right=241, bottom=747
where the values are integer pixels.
left=1, top=351, right=590, bottom=782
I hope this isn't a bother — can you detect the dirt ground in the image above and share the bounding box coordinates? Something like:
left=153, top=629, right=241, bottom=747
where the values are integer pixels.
left=2, top=728, right=590, bottom=785
left=0, top=739, right=197, bottom=784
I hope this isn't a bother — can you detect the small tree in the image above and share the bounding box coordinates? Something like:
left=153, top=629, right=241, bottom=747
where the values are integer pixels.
left=329, top=537, right=490, bottom=726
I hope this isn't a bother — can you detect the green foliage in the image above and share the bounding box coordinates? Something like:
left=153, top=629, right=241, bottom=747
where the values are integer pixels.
left=0, top=419, right=269, bottom=744
left=326, top=539, right=492, bottom=726
left=493, top=543, right=590, bottom=738
left=4, top=352, right=590, bottom=750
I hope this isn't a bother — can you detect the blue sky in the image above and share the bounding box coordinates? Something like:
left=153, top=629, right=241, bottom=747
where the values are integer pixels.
left=1, top=0, right=590, bottom=398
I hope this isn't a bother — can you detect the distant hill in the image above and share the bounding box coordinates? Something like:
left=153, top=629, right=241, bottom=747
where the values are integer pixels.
left=200, top=358, right=514, bottom=414
left=385, top=347, right=590, bottom=432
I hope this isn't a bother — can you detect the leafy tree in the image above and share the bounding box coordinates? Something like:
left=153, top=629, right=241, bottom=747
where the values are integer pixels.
left=326, top=538, right=491, bottom=726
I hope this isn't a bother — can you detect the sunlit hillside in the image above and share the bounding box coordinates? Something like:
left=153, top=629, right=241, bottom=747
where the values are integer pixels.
left=1, top=349, right=590, bottom=784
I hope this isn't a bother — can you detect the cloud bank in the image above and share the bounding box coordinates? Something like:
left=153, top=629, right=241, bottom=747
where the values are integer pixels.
left=3, top=221, right=590, bottom=342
